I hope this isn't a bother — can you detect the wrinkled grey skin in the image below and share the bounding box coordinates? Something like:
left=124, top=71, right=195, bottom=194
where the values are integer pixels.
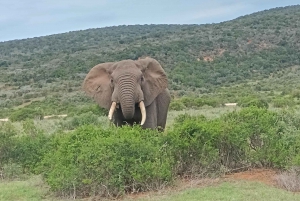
left=83, top=57, right=171, bottom=130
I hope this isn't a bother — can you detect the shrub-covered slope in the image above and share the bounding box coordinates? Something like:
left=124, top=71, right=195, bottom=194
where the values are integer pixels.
left=1, top=5, right=300, bottom=112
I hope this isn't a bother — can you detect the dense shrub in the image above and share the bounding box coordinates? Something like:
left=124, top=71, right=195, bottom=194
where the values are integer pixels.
left=69, top=104, right=107, bottom=116
left=171, top=107, right=300, bottom=170
left=170, top=114, right=221, bottom=176
left=0, top=120, right=54, bottom=175
left=291, top=90, right=300, bottom=99
left=0, top=122, right=18, bottom=166
left=10, top=120, right=52, bottom=173
left=219, top=107, right=281, bottom=167
left=169, top=100, right=185, bottom=111
left=40, top=125, right=174, bottom=197
left=272, top=98, right=296, bottom=108
left=169, top=97, right=221, bottom=111
left=239, top=98, right=269, bottom=109
left=59, top=111, right=104, bottom=130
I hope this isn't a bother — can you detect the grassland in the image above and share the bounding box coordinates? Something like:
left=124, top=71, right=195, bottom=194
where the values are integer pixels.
left=125, top=181, right=300, bottom=201
left=2, top=174, right=300, bottom=201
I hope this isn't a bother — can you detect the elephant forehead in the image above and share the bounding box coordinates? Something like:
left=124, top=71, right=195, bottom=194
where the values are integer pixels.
left=115, top=60, right=135, bottom=67
left=116, top=64, right=136, bottom=70
left=112, top=64, right=141, bottom=76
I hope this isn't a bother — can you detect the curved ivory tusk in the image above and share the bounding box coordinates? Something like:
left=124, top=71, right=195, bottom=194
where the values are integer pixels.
left=108, top=102, right=117, bottom=120
left=139, top=101, right=146, bottom=125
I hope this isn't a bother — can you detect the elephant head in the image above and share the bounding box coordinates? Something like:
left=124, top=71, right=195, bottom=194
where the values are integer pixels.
left=83, top=57, right=168, bottom=125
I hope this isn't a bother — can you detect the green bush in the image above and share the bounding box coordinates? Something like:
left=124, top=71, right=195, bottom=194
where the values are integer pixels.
left=272, top=98, right=295, bottom=108
left=59, top=111, right=103, bottom=130
left=171, top=107, right=300, bottom=170
left=0, top=120, right=54, bottom=174
left=275, top=110, right=300, bottom=167
left=240, top=98, right=269, bottom=109
left=169, top=100, right=185, bottom=111
left=291, top=90, right=300, bottom=99
left=10, top=120, right=52, bottom=173
left=40, top=125, right=174, bottom=197
left=219, top=107, right=281, bottom=167
left=169, top=97, right=221, bottom=111
left=0, top=122, right=18, bottom=166
left=69, top=104, right=107, bottom=116
left=170, top=114, right=221, bottom=176
left=9, top=108, right=44, bottom=122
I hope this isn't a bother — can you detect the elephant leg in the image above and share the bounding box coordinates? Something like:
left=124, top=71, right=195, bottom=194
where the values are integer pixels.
left=142, top=101, right=157, bottom=130
left=156, top=89, right=171, bottom=130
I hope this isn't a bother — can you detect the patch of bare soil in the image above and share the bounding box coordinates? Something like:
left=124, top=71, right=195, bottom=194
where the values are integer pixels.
left=44, top=114, right=68, bottom=119
left=224, top=168, right=278, bottom=186
left=84, top=169, right=282, bottom=200
left=15, top=97, right=45, bottom=109
left=124, top=169, right=279, bottom=200
left=119, top=178, right=221, bottom=200
left=0, top=118, right=8, bottom=122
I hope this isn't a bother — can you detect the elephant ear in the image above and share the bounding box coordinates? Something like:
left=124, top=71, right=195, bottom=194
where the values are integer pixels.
left=82, top=62, right=115, bottom=110
left=136, top=58, right=168, bottom=106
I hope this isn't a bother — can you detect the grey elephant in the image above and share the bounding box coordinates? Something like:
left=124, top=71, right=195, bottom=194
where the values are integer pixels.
left=83, top=57, right=171, bottom=130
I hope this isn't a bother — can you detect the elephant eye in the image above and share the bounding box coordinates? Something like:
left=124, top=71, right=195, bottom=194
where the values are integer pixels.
left=141, top=77, right=144, bottom=82
left=110, top=79, right=113, bottom=83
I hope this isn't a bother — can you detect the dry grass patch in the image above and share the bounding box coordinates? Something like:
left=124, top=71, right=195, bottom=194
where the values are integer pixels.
left=276, top=167, right=300, bottom=192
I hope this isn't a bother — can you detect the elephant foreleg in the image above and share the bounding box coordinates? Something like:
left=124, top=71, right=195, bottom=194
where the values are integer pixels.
left=142, top=101, right=157, bottom=130
left=156, top=89, right=171, bottom=130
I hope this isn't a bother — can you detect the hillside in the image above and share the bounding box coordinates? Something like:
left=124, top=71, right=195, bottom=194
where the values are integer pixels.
left=1, top=5, right=300, bottom=115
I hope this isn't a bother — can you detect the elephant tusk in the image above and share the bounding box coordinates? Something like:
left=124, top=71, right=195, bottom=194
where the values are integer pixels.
left=139, top=101, right=146, bottom=125
left=108, top=102, right=117, bottom=120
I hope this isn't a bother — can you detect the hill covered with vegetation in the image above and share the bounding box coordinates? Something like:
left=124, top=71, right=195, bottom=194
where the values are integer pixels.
left=1, top=5, right=300, bottom=116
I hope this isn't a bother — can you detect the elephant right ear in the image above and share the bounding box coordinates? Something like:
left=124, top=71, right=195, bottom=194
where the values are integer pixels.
left=82, top=62, right=115, bottom=110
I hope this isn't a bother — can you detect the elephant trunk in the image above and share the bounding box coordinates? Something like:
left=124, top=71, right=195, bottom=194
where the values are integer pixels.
left=120, top=99, right=135, bottom=119
left=118, top=75, right=136, bottom=119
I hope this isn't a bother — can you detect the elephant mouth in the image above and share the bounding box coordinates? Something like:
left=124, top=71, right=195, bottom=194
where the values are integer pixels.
left=108, top=101, right=146, bottom=125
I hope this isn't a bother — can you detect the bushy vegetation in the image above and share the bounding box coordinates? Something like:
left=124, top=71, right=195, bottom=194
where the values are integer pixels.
left=170, top=107, right=300, bottom=172
left=170, top=97, right=221, bottom=111
left=272, top=97, right=296, bottom=108
left=40, top=126, right=173, bottom=197
left=9, top=108, right=44, bottom=122
left=0, top=122, right=17, bottom=167
left=59, top=111, right=108, bottom=130
left=1, top=107, right=300, bottom=198
left=239, top=98, right=269, bottom=109
left=0, top=120, right=52, bottom=173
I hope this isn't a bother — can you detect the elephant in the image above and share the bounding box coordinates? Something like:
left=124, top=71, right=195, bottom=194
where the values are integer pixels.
left=83, top=57, right=171, bottom=130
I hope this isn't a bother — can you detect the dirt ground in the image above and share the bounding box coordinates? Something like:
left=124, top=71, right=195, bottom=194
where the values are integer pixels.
left=224, top=168, right=278, bottom=186
left=125, top=168, right=279, bottom=200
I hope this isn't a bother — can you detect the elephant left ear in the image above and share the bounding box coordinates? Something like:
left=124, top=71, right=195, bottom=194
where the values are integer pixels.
left=135, top=58, right=168, bottom=106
